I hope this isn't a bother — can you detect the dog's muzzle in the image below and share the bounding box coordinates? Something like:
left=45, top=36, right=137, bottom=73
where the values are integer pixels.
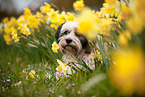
left=60, top=38, right=81, bottom=56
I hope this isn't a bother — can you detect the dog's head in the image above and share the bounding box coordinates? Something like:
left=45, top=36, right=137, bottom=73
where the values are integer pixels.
left=55, top=21, right=91, bottom=56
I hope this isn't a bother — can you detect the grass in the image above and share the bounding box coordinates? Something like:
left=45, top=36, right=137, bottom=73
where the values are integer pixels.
left=0, top=35, right=126, bottom=97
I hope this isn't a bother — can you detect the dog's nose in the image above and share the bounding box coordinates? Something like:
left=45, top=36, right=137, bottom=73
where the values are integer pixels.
left=66, top=38, right=72, bottom=44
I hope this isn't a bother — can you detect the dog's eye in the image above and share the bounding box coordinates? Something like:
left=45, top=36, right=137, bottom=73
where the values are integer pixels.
left=64, top=30, right=70, bottom=34
left=61, top=30, right=70, bottom=36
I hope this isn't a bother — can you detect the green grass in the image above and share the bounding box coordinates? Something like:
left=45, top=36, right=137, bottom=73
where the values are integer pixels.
left=0, top=35, right=123, bottom=97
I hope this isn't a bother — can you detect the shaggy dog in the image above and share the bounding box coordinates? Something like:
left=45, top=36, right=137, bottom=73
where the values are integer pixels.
left=55, top=21, right=95, bottom=74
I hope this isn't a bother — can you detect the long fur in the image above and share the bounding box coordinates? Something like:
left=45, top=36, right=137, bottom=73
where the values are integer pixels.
left=55, top=21, right=95, bottom=74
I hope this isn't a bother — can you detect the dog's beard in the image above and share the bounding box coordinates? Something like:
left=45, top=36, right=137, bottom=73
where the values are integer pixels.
left=58, top=36, right=82, bottom=56
left=64, top=45, right=77, bottom=55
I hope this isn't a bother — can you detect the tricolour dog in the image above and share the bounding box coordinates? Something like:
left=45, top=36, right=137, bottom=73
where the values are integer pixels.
left=55, top=21, right=95, bottom=74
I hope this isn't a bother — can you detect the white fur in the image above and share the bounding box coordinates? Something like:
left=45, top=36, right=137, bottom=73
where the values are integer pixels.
left=60, top=21, right=78, bottom=36
left=57, top=21, right=95, bottom=75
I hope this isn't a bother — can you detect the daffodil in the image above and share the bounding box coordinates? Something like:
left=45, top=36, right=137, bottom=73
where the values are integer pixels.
left=52, top=41, right=60, bottom=53
left=92, top=50, right=102, bottom=61
left=127, top=17, right=144, bottom=34
left=50, top=24, right=58, bottom=30
left=133, top=0, right=145, bottom=22
left=40, top=2, right=51, bottom=14
left=17, top=15, right=25, bottom=24
left=18, top=24, right=31, bottom=36
left=73, top=0, right=85, bottom=11
left=118, top=33, right=128, bottom=46
left=29, top=70, right=36, bottom=78
left=99, top=18, right=113, bottom=36
left=24, top=7, right=31, bottom=15
left=2, top=17, right=9, bottom=23
left=23, top=7, right=32, bottom=19
left=105, top=0, right=117, bottom=5
left=51, top=17, right=60, bottom=26
left=75, top=8, right=99, bottom=40
left=66, top=12, right=75, bottom=21
left=27, top=15, right=39, bottom=29
left=17, top=23, right=24, bottom=33
left=47, top=9, right=59, bottom=21
left=4, top=27, right=19, bottom=42
left=118, top=30, right=131, bottom=46
left=22, top=69, right=27, bottom=74
left=4, top=28, right=10, bottom=34
left=109, top=47, right=145, bottom=95
left=10, top=27, right=17, bottom=34
left=56, top=59, right=67, bottom=75
left=120, top=4, right=133, bottom=20
left=58, top=11, right=67, bottom=24
left=36, top=12, right=43, bottom=18
left=3, top=34, right=12, bottom=45
left=10, top=17, right=17, bottom=25
left=6, top=17, right=17, bottom=28
left=12, top=34, right=19, bottom=42
left=103, top=5, right=115, bottom=17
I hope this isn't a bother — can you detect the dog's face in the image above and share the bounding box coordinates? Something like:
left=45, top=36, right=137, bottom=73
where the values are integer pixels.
left=55, top=21, right=91, bottom=56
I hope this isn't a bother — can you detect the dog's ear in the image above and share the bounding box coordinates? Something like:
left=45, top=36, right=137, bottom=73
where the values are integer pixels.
left=55, top=26, right=62, bottom=42
left=83, top=39, right=91, bottom=54
left=79, top=35, right=91, bottom=54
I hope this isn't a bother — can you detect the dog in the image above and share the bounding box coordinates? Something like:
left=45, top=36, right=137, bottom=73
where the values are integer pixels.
left=55, top=21, right=95, bottom=74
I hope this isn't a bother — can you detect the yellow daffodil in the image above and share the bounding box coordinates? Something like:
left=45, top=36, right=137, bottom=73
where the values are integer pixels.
left=29, top=70, right=36, bottom=78
left=75, top=8, right=99, bottom=40
left=118, top=33, right=128, bottom=46
left=104, top=5, right=115, bottom=17
left=50, top=24, right=58, bottom=30
left=36, top=12, right=45, bottom=23
left=22, top=69, right=27, bottom=74
left=109, top=47, right=145, bottom=95
left=2, top=17, right=9, bottom=23
left=105, top=0, right=117, bottom=5
left=3, top=34, right=12, bottom=45
left=10, top=17, right=17, bottom=24
left=6, top=17, right=17, bottom=28
left=10, top=27, right=17, bottom=34
left=120, top=4, right=133, bottom=20
left=92, top=50, right=102, bottom=61
left=40, top=2, right=51, bottom=14
left=133, top=0, right=145, bottom=22
left=17, top=23, right=24, bottom=33
left=24, top=7, right=31, bottom=15
left=118, top=30, right=131, bottom=46
left=17, top=15, right=25, bottom=24
left=6, top=22, right=12, bottom=28
left=95, top=11, right=101, bottom=17
left=99, top=18, right=113, bottom=36
left=36, top=12, right=43, bottom=18
left=73, top=0, right=85, bottom=11
left=23, top=26, right=31, bottom=36
left=27, top=15, right=39, bottom=29
left=59, top=11, right=67, bottom=24
left=56, top=59, right=67, bottom=75
left=4, top=28, right=11, bottom=34
left=66, top=12, right=75, bottom=21
left=4, top=27, right=19, bottom=42
left=52, top=41, right=60, bottom=53
left=127, top=17, right=144, bottom=34
left=18, top=24, right=31, bottom=36
left=12, top=34, right=19, bottom=42
left=51, top=17, right=60, bottom=26
left=23, top=7, right=32, bottom=18
left=47, top=9, right=59, bottom=21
